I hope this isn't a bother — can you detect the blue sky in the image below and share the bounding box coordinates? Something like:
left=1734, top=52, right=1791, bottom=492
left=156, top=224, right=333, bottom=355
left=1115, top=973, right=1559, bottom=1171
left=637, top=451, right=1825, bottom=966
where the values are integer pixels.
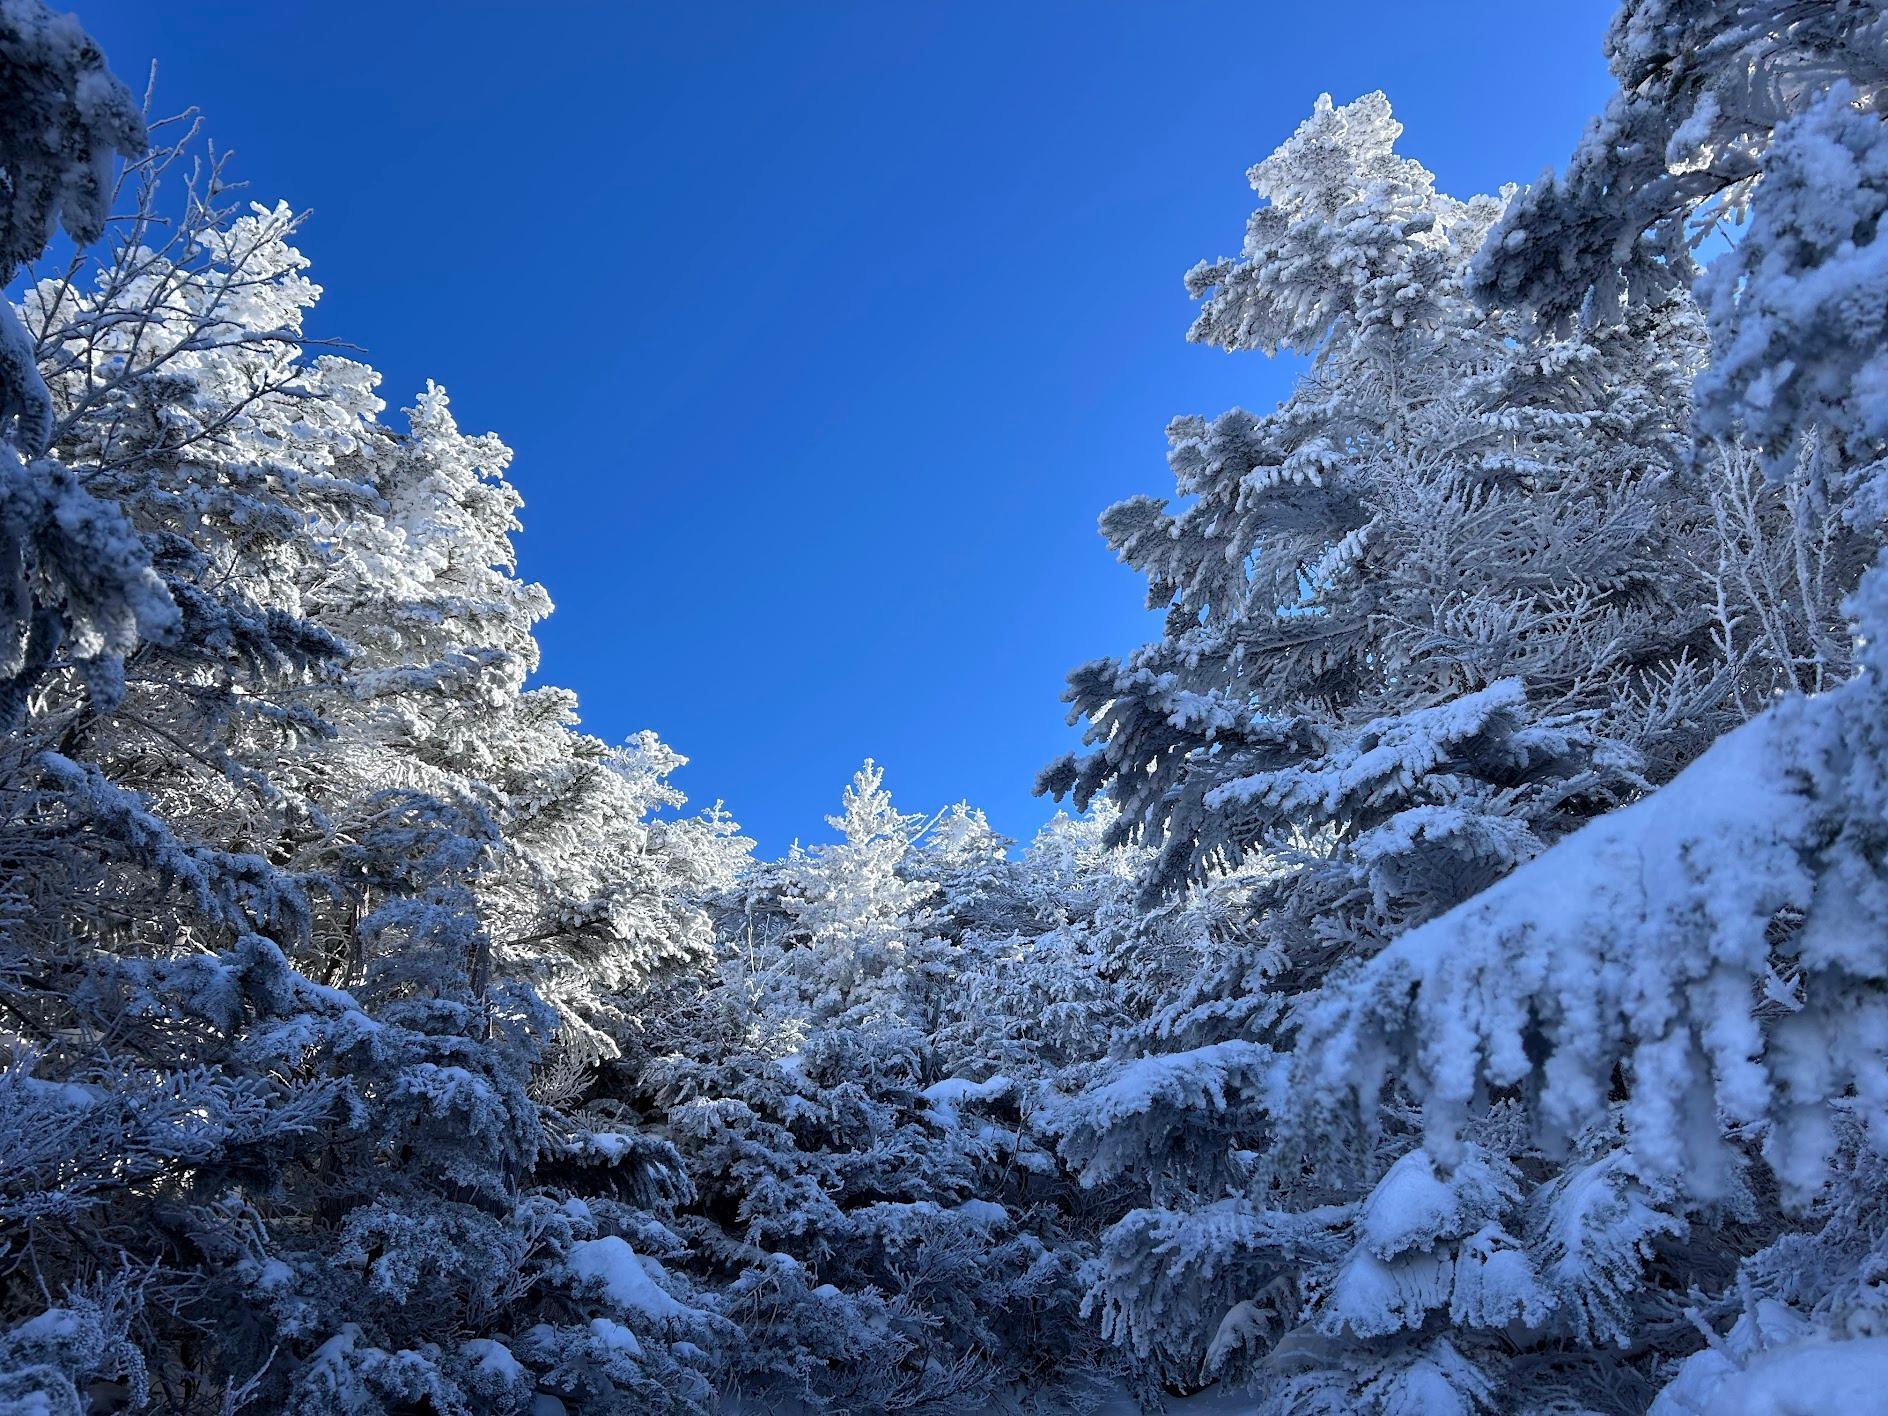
left=80, top=0, right=1616, bottom=854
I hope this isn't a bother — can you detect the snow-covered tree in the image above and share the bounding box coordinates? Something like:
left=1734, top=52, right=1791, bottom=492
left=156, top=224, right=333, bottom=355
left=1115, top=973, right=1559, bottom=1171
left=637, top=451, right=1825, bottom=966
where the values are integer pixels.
left=0, top=95, right=741, bottom=1413
left=1042, top=92, right=1721, bottom=911
left=0, top=0, right=165, bottom=736
left=1042, top=62, right=1887, bottom=1410
left=5, top=0, right=1885, bottom=1410
left=741, top=760, right=942, bottom=1030
left=627, top=768, right=1136, bottom=1412
left=1033, top=93, right=1729, bottom=1400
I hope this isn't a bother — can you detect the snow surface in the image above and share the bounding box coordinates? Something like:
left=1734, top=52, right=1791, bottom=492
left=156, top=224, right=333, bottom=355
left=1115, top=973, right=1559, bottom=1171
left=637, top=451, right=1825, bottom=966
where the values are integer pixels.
left=921, top=1073, right=1012, bottom=1126
left=461, top=1338, right=523, bottom=1382
left=564, top=1237, right=689, bottom=1320
left=586, top=1317, right=643, bottom=1357
left=1652, top=1336, right=1888, bottom=1415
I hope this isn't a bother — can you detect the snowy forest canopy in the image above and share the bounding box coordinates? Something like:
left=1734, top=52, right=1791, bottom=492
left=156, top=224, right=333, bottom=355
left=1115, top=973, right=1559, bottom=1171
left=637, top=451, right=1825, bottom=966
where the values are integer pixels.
left=1, top=1, right=1886, bottom=1413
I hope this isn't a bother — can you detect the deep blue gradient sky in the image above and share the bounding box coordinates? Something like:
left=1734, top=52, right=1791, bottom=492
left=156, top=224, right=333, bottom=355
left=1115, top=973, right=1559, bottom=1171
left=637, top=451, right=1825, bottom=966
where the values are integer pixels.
left=80, top=1, right=1616, bottom=854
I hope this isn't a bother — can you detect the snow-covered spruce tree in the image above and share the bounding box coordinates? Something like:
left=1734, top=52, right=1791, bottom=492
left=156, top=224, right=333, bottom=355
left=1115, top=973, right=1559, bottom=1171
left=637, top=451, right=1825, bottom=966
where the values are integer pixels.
left=1042, top=91, right=1725, bottom=902
left=0, top=0, right=164, bottom=729
left=281, top=372, right=749, bottom=1411
left=0, top=21, right=297, bottom=1413
left=751, top=759, right=945, bottom=1030
left=299, top=375, right=747, bottom=1057
left=1032, top=91, right=1777, bottom=1406
left=1470, top=0, right=1886, bottom=712
left=624, top=764, right=1128, bottom=1412
left=268, top=381, right=741, bottom=1411
left=1259, top=3, right=1888, bottom=1409
left=927, top=802, right=1143, bottom=1088
left=1465, top=0, right=1887, bottom=344
left=1273, top=585, right=1888, bottom=1411
left=0, top=102, right=739, bottom=1413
